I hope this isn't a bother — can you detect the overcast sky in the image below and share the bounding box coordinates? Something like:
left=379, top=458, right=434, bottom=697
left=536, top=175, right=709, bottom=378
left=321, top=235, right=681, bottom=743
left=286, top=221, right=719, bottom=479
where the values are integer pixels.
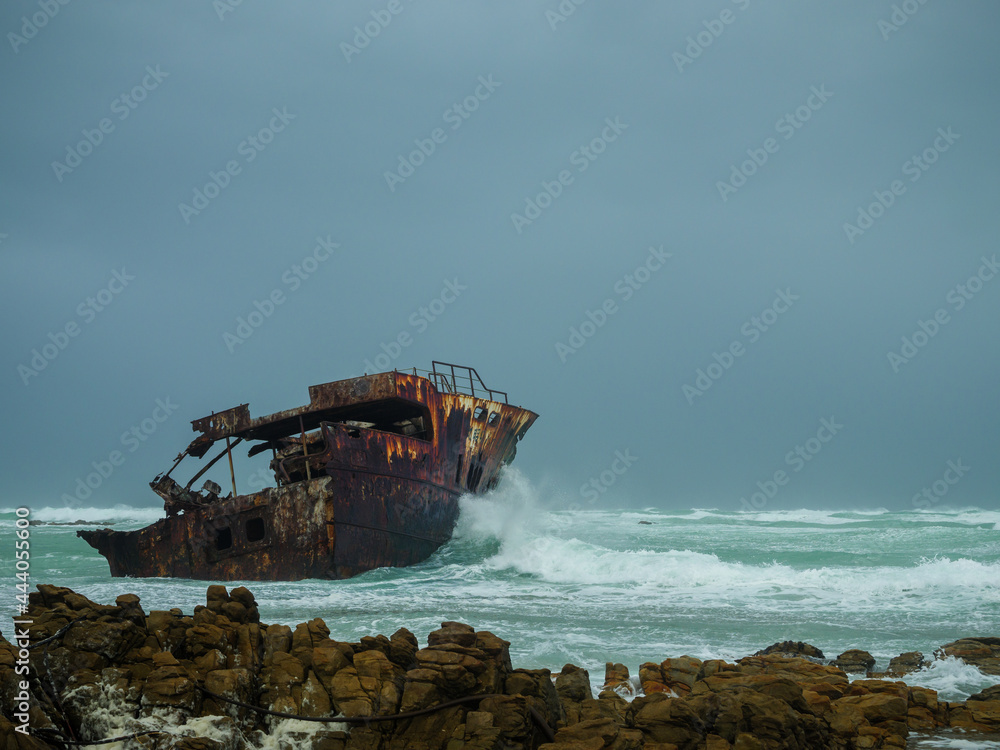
left=2, top=1, right=998, bottom=515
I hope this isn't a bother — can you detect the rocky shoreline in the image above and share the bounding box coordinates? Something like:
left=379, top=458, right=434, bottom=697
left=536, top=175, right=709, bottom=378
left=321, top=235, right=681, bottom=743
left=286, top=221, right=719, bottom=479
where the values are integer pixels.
left=1, top=586, right=998, bottom=749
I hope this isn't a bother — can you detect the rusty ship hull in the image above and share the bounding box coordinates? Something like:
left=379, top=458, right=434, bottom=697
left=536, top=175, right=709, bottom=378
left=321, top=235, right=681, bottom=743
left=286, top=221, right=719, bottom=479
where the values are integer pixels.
left=79, top=364, right=537, bottom=581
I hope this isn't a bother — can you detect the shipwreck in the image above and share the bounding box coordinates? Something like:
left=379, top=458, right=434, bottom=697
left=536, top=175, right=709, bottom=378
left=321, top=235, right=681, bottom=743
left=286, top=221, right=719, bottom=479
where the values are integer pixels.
left=78, top=362, right=537, bottom=581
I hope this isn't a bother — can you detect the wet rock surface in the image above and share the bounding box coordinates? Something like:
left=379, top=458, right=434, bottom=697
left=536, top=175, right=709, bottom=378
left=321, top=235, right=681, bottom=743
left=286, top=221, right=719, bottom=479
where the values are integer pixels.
left=0, top=587, right=998, bottom=749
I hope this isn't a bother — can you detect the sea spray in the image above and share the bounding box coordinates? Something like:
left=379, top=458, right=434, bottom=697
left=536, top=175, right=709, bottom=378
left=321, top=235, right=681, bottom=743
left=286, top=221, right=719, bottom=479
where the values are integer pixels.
left=900, top=656, right=999, bottom=702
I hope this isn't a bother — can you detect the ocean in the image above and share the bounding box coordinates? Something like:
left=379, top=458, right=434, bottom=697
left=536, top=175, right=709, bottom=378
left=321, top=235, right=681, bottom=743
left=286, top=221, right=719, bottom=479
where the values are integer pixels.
left=3, top=471, right=999, bottom=748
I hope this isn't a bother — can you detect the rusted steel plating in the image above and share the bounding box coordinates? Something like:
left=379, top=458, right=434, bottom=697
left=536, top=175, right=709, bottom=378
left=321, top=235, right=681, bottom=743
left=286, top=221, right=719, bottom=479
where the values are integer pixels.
left=78, top=363, right=537, bottom=581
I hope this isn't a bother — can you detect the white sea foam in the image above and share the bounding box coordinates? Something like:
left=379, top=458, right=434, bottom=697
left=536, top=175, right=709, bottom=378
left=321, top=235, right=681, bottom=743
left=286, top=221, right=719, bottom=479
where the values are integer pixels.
left=258, top=718, right=349, bottom=750
left=736, top=508, right=892, bottom=525
left=902, top=656, right=999, bottom=702
left=62, top=680, right=345, bottom=749
left=0, top=504, right=164, bottom=526
left=453, top=484, right=1000, bottom=613
left=911, top=736, right=1000, bottom=750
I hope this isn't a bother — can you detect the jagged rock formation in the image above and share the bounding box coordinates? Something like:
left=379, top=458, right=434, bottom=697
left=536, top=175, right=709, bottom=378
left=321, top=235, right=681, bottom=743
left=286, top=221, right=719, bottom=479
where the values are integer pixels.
left=1, top=587, right=999, bottom=750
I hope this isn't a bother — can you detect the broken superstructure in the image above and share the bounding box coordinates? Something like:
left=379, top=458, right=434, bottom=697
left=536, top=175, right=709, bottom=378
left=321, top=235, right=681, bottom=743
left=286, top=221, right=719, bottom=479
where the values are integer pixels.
left=78, top=363, right=537, bottom=581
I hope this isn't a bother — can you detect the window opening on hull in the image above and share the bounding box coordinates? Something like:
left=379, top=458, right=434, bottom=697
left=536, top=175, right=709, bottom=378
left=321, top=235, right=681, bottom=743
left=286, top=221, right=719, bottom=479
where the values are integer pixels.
left=215, top=527, right=232, bottom=551
left=473, top=406, right=487, bottom=421
left=488, top=411, right=500, bottom=426
left=246, top=517, right=265, bottom=542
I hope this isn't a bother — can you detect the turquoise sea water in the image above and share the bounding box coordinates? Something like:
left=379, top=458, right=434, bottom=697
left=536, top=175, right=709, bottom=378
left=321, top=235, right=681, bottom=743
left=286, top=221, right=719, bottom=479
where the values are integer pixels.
left=3, top=471, right=999, bottom=747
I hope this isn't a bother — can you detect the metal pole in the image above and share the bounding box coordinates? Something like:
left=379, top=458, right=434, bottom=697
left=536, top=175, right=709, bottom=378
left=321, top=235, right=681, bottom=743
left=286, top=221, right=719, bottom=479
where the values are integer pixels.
left=299, top=415, right=312, bottom=481
left=225, top=436, right=237, bottom=498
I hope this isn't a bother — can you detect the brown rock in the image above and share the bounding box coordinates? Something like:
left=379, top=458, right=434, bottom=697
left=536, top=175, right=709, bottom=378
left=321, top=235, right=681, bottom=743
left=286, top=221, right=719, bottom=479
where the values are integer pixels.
left=735, top=654, right=848, bottom=691
left=540, top=717, right=636, bottom=749
left=505, top=668, right=563, bottom=730
left=114, top=593, right=146, bottom=627
left=801, top=688, right=832, bottom=717
left=629, top=693, right=704, bottom=746
left=602, top=662, right=632, bottom=697
left=329, top=649, right=403, bottom=718
left=0, top=714, right=52, bottom=750
left=300, top=669, right=333, bottom=718
left=886, top=650, right=928, bottom=676
left=479, top=694, right=549, bottom=748
left=62, top=619, right=144, bottom=662
left=203, top=667, right=254, bottom=723
left=660, top=656, right=702, bottom=697
left=220, top=600, right=248, bottom=624
left=312, top=641, right=352, bottom=691
left=752, top=640, right=825, bottom=660
left=24, top=584, right=1000, bottom=750
left=554, top=664, right=593, bottom=727
left=194, top=648, right=227, bottom=673
left=832, top=649, right=876, bottom=674
left=907, top=705, right=937, bottom=730
left=184, top=622, right=231, bottom=660
left=829, top=692, right=908, bottom=745
left=428, top=621, right=478, bottom=648
left=291, top=618, right=332, bottom=667
left=229, top=586, right=258, bottom=611
left=966, top=699, right=1000, bottom=727
left=699, top=659, right=739, bottom=679
left=969, top=684, right=1000, bottom=702
left=263, top=623, right=292, bottom=666
left=388, top=627, right=418, bottom=668
left=556, top=664, right=592, bottom=703
left=693, top=673, right=809, bottom=715
left=705, top=734, right=731, bottom=750
left=849, top=679, right=909, bottom=700
left=142, top=661, right=199, bottom=713
left=205, top=584, right=230, bottom=613
left=639, top=662, right=672, bottom=696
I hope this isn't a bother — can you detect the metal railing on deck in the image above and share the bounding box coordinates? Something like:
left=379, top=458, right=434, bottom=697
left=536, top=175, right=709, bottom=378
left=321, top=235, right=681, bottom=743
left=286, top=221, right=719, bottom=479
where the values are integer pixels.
left=405, top=361, right=508, bottom=403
